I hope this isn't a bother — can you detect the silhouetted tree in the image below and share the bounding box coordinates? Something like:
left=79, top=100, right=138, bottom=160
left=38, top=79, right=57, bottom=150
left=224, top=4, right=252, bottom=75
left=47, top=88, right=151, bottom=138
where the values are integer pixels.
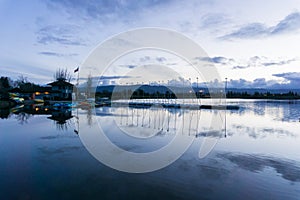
left=0, top=77, right=12, bottom=100
left=16, top=75, right=28, bottom=87
left=54, top=68, right=72, bottom=82
left=0, top=77, right=11, bottom=91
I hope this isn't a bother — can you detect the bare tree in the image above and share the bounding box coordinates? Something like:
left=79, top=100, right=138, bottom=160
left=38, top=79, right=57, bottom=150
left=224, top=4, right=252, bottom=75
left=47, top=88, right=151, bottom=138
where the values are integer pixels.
left=54, top=68, right=72, bottom=82
left=16, top=75, right=28, bottom=87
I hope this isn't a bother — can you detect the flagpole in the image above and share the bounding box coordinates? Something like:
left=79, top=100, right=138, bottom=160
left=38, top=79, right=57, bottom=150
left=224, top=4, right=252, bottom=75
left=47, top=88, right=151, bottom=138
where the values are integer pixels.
left=75, top=67, right=80, bottom=135
left=74, top=67, right=79, bottom=101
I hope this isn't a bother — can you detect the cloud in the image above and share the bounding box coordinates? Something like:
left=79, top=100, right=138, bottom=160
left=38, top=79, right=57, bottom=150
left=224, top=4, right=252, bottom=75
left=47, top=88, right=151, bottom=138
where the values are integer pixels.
left=38, top=51, right=78, bottom=57
left=232, top=56, right=296, bottom=69
left=156, top=57, right=167, bottom=62
left=226, top=74, right=300, bottom=89
left=261, top=59, right=295, bottom=66
left=36, top=24, right=86, bottom=46
left=197, top=55, right=296, bottom=69
left=0, top=65, right=55, bottom=84
left=198, top=56, right=234, bottom=65
left=127, top=65, right=137, bottom=69
left=219, top=153, right=300, bottom=182
left=227, top=79, right=252, bottom=88
left=45, top=0, right=172, bottom=22
left=222, top=23, right=268, bottom=39
left=200, top=13, right=231, bottom=29
left=80, top=75, right=133, bottom=81
left=273, top=72, right=300, bottom=82
left=232, top=65, right=248, bottom=69
left=271, top=12, right=300, bottom=34
left=221, top=12, right=300, bottom=40
left=139, top=56, right=151, bottom=62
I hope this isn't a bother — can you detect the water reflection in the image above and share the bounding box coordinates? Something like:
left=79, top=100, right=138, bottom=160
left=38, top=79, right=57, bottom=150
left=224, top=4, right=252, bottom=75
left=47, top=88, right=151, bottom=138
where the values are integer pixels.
left=0, top=100, right=300, bottom=199
left=93, top=104, right=299, bottom=141
left=218, top=152, right=300, bottom=182
left=48, top=109, right=73, bottom=131
left=2, top=104, right=74, bottom=131
left=98, top=106, right=225, bottom=138
left=0, top=108, right=11, bottom=119
left=15, top=112, right=32, bottom=124
left=1, top=99, right=299, bottom=139
left=230, top=124, right=296, bottom=138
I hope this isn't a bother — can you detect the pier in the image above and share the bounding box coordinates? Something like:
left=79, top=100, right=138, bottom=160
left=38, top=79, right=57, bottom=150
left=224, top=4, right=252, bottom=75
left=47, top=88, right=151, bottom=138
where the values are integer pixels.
left=97, top=99, right=240, bottom=110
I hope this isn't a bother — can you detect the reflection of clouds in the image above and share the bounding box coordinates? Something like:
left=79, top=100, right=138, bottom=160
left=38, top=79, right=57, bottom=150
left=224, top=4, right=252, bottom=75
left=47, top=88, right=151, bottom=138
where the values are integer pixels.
left=115, top=144, right=142, bottom=152
left=218, top=153, right=300, bottom=182
left=38, top=146, right=82, bottom=156
left=231, top=124, right=296, bottom=138
left=90, top=101, right=300, bottom=146
left=40, top=135, right=77, bottom=140
left=245, top=101, right=300, bottom=122
left=195, top=130, right=223, bottom=138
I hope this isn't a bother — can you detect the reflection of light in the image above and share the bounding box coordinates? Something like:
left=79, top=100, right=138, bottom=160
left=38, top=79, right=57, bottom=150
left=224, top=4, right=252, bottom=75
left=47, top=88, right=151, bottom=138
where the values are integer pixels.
left=45, top=108, right=48, bottom=111
left=189, top=90, right=192, bottom=93
left=35, top=107, right=39, bottom=111
left=44, top=92, right=49, bottom=95
left=35, top=92, right=40, bottom=95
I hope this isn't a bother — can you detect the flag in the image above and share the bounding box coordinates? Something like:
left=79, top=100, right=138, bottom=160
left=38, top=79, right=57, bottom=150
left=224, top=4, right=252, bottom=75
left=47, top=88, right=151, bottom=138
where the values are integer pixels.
left=74, top=67, right=79, bottom=73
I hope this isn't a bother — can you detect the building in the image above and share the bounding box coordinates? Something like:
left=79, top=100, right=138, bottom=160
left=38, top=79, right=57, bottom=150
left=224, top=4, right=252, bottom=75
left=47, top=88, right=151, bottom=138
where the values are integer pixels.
left=47, top=80, right=73, bottom=101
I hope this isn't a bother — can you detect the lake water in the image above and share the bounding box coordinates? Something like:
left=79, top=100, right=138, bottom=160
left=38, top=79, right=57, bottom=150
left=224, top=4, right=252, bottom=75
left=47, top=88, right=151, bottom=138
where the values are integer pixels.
left=0, top=99, right=299, bottom=199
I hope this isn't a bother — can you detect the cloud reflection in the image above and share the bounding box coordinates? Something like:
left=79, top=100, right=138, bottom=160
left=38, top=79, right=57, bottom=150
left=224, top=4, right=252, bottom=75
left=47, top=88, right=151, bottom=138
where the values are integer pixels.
left=218, top=153, right=300, bottom=182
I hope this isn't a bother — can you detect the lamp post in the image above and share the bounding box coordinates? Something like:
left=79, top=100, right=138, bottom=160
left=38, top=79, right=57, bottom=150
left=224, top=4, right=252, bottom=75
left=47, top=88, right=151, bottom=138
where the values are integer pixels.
left=189, top=78, right=192, bottom=103
left=225, top=78, right=228, bottom=104
left=224, top=77, right=228, bottom=138
left=196, top=77, right=199, bottom=99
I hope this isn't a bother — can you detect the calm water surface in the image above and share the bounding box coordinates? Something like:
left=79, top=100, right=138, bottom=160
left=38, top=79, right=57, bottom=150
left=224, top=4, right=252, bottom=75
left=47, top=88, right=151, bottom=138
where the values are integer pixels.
left=0, top=99, right=299, bottom=199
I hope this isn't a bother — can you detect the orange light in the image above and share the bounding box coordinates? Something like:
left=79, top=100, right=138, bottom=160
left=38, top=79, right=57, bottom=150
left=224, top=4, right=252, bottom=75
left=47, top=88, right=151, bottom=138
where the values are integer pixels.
left=45, top=108, right=48, bottom=111
left=35, top=107, right=39, bottom=111
left=44, top=92, right=49, bottom=95
left=35, top=92, right=41, bottom=95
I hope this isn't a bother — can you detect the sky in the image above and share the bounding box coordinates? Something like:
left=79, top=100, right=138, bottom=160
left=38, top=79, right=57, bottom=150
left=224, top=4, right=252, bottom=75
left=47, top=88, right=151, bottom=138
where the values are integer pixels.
left=0, top=0, right=300, bottom=88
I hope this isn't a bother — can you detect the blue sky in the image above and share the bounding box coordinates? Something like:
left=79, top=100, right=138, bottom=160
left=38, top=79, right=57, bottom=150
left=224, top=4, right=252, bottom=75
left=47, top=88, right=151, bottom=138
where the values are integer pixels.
left=0, top=0, right=300, bottom=88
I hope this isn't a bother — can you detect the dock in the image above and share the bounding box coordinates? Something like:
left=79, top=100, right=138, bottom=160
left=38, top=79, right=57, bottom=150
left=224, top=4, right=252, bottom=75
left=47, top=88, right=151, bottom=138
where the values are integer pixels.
left=103, top=101, right=240, bottom=110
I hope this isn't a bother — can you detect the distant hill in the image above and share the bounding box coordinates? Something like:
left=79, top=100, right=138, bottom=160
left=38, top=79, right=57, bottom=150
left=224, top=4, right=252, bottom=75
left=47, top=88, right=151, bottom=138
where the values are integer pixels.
left=93, top=85, right=300, bottom=95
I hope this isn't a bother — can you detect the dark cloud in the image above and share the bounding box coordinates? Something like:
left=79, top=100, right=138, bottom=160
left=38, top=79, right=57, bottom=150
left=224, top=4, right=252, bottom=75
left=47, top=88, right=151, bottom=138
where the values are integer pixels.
left=117, top=65, right=137, bottom=69
left=251, top=78, right=268, bottom=88
left=127, top=65, right=136, bottom=69
left=36, top=24, right=86, bottom=46
left=221, top=12, right=300, bottom=40
left=271, top=12, right=300, bottom=34
left=273, top=72, right=300, bottom=82
left=196, top=56, right=234, bottom=65
left=228, top=79, right=251, bottom=88
left=38, top=51, right=78, bottom=57
left=80, top=75, right=133, bottom=81
left=226, top=74, right=300, bottom=89
left=156, top=57, right=167, bottom=62
left=197, top=55, right=296, bottom=69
